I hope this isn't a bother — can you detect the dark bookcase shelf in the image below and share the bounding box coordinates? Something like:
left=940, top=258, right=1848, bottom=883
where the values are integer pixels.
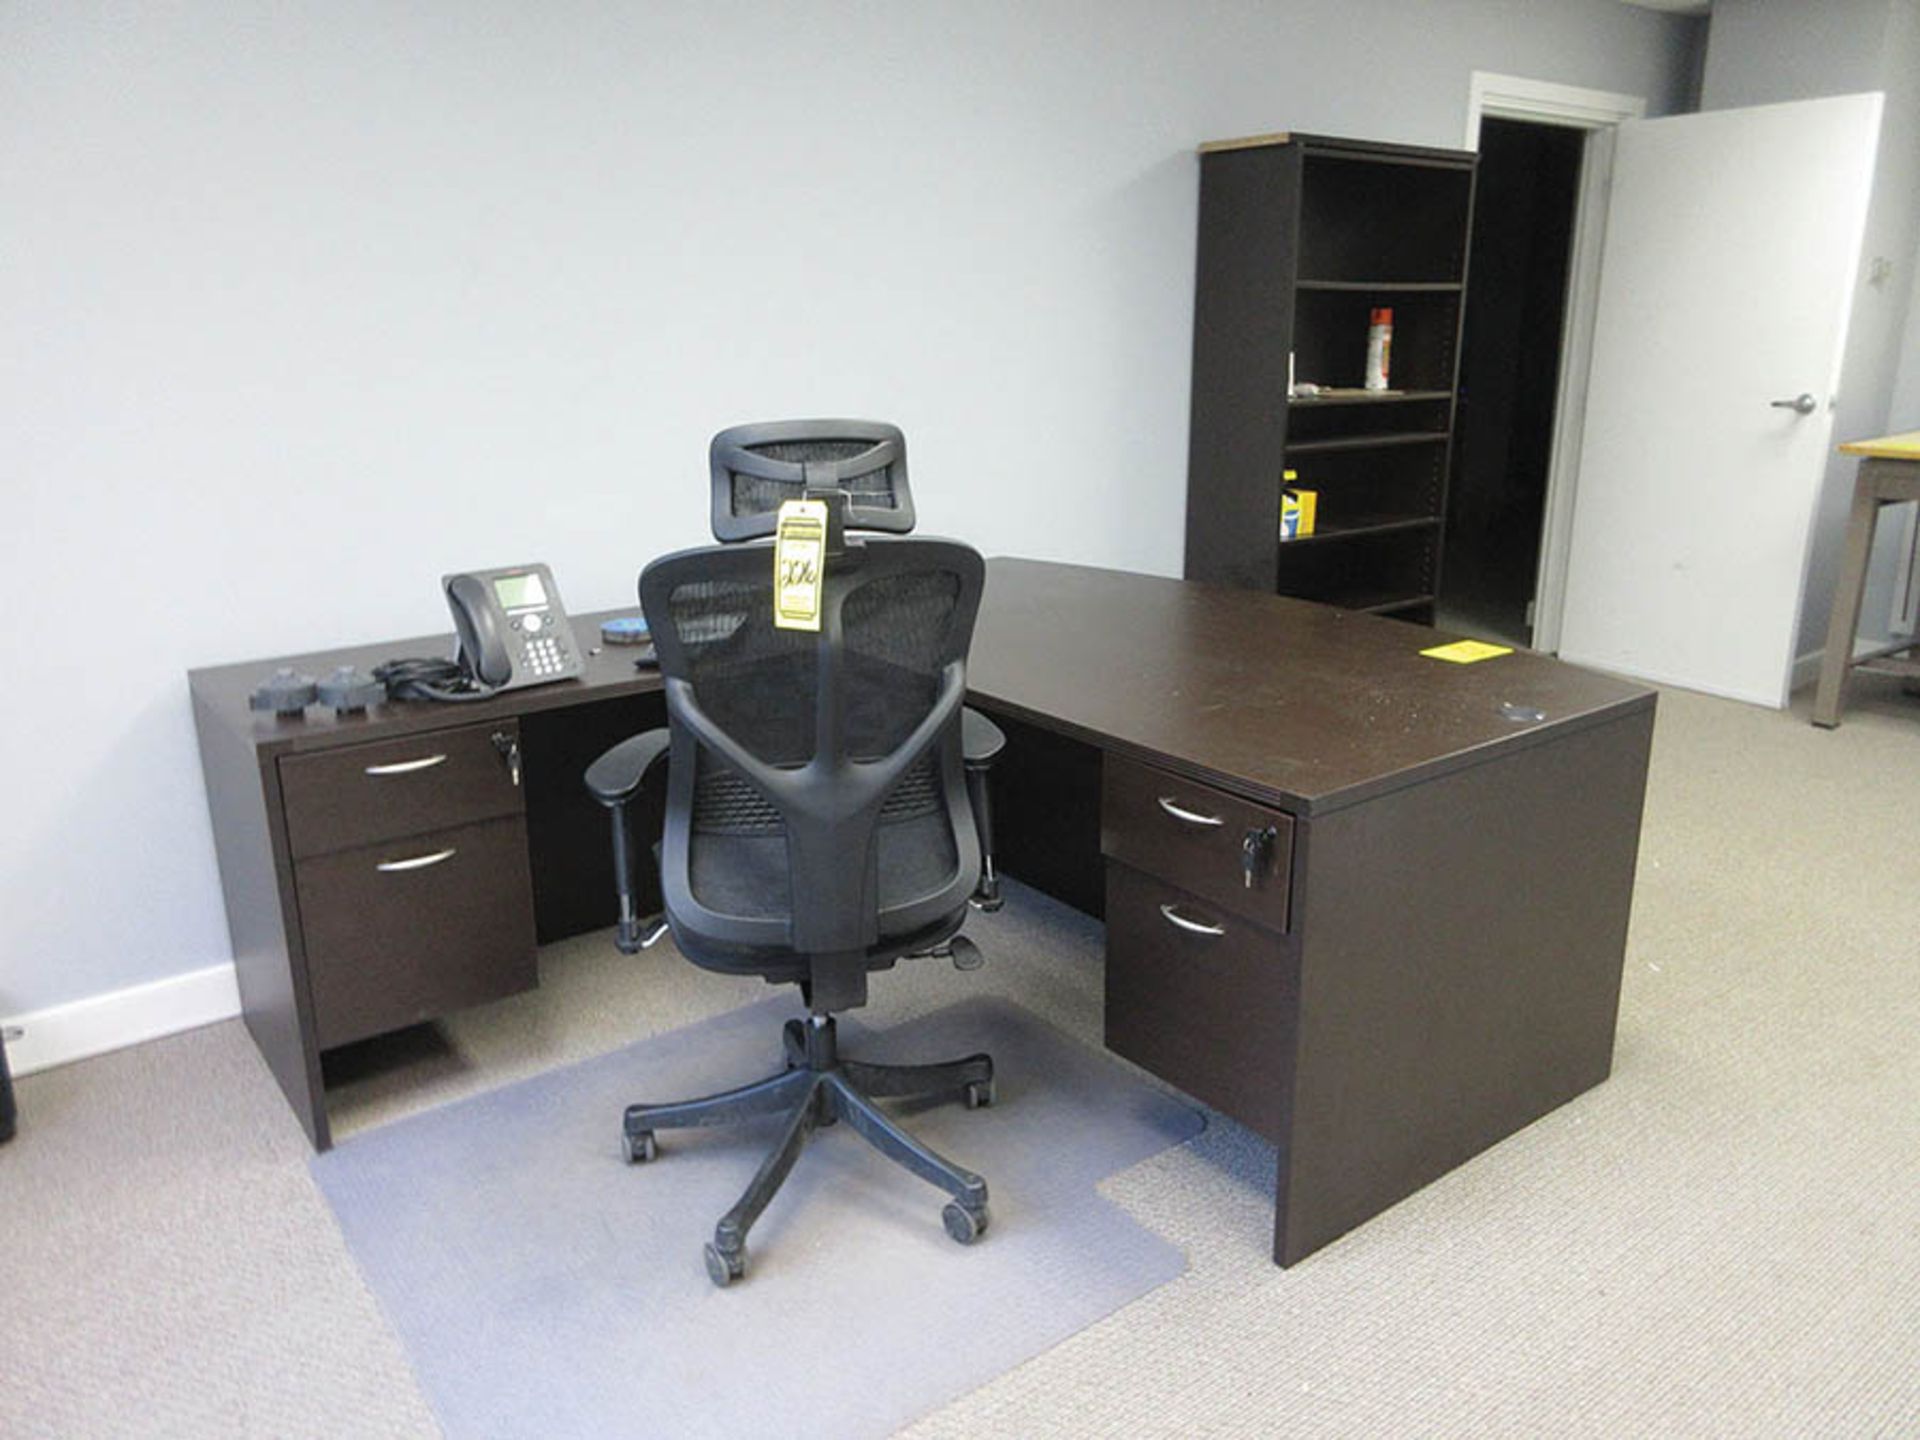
left=1281, top=515, right=1442, bottom=547
left=1364, top=593, right=1438, bottom=617
left=1285, top=431, right=1451, bottom=454
left=1295, top=280, right=1464, bottom=293
left=1184, top=131, right=1477, bottom=619
left=1286, top=392, right=1453, bottom=408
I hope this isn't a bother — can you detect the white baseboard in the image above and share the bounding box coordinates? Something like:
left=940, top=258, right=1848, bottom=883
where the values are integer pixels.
left=2, top=963, right=241, bottom=1078
left=1791, top=648, right=1825, bottom=694
left=1559, top=649, right=1788, bottom=709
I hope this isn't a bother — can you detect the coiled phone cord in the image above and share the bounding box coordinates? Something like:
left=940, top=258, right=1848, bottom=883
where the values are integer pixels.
left=372, top=656, right=496, bottom=703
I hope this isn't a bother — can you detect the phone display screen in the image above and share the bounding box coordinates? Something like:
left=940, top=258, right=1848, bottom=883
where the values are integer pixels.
left=492, top=572, right=548, bottom=610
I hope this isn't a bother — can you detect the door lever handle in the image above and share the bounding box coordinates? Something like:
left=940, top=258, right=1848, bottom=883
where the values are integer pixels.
left=1770, top=393, right=1817, bottom=415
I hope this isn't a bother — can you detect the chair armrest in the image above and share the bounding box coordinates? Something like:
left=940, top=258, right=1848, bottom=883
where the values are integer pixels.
left=585, top=729, right=671, bottom=807
left=960, top=707, right=1004, bottom=911
left=962, top=707, right=1005, bottom=767
left=587, top=728, right=672, bottom=955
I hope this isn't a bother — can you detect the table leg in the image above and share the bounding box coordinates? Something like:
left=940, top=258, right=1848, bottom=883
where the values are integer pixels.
left=1812, top=467, right=1882, bottom=728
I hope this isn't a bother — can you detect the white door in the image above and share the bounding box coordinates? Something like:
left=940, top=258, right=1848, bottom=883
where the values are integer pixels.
left=1557, top=93, right=1881, bottom=706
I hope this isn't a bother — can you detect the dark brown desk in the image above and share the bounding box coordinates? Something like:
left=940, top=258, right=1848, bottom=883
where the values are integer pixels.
left=190, top=558, right=1653, bottom=1265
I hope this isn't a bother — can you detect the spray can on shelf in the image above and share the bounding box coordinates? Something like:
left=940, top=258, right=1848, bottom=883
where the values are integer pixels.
left=1363, top=306, right=1394, bottom=391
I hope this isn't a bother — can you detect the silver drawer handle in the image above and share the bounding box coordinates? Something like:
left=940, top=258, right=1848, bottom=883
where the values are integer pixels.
left=364, top=754, right=448, bottom=776
left=376, top=847, right=457, bottom=873
left=1156, top=796, right=1225, bottom=827
left=1158, top=902, right=1226, bottom=937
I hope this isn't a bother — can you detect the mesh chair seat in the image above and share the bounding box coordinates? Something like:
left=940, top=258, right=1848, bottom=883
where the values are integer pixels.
left=689, top=758, right=958, bottom=924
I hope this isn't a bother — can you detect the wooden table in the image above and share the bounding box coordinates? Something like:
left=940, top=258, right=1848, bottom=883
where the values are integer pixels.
left=1812, top=431, right=1920, bottom=728
left=191, top=558, right=1654, bottom=1265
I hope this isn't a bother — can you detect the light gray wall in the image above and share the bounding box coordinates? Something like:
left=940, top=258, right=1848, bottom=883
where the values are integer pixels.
left=1701, top=0, right=1920, bottom=659
left=1699, top=0, right=1896, bottom=105
left=1895, top=222, right=1920, bottom=423
left=0, top=0, right=1697, bottom=1018
left=1865, top=0, right=1920, bottom=632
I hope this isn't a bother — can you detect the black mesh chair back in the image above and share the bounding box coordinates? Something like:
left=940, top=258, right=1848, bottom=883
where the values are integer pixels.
left=708, top=419, right=915, bottom=542
left=640, top=536, right=983, bottom=971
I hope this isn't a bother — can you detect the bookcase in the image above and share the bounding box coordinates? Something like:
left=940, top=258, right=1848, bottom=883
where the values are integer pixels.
left=1184, top=132, right=1478, bottom=623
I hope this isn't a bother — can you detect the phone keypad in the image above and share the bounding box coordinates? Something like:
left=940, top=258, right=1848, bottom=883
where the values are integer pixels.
left=523, top=633, right=570, bottom=678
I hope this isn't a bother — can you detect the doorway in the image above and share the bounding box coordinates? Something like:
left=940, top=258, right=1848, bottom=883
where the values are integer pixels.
left=1437, top=118, right=1585, bottom=647
left=1447, top=73, right=1646, bottom=652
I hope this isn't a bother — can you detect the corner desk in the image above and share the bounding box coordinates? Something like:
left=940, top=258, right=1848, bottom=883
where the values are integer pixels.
left=190, top=559, right=1653, bottom=1266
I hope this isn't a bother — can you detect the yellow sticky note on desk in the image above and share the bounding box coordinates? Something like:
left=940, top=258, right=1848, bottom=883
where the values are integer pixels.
left=1421, top=639, right=1513, bottom=664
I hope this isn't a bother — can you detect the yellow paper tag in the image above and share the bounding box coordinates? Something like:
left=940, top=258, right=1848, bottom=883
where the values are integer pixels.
left=1420, top=639, right=1513, bottom=664
left=773, top=498, right=827, bottom=631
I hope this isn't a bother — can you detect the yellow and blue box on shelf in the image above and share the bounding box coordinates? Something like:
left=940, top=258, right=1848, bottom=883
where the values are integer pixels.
left=1280, top=482, right=1317, bottom=541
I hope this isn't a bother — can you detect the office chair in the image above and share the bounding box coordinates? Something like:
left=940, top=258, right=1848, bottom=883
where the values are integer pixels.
left=586, top=496, right=1000, bottom=1288
left=708, top=419, right=1002, bottom=910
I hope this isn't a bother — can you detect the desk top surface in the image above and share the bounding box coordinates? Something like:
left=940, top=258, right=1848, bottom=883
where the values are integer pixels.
left=1840, top=430, right=1920, bottom=459
left=189, top=607, right=667, bottom=754
left=191, top=558, right=1653, bottom=815
left=968, top=561, right=1651, bottom=814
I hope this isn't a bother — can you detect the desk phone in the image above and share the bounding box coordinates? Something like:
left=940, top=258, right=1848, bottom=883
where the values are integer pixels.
left=444, top=564, right=585, bottom=692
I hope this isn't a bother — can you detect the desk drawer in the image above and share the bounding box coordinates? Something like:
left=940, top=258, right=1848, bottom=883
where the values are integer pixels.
left=1104, top=862, right=1293, bottom=1143
left=280, top=721, right=523, bottom=860
left=1101, top=755, right=1293, bottom=930
left=297, top=813, right=537, bottom=1050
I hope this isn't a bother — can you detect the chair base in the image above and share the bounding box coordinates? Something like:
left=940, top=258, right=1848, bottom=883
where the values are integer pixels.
left=622, top=1015, right=994, bottom=1287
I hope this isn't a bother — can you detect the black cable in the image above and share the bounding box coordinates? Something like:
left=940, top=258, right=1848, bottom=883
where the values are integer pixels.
left=372, top=656, right=496, bottom=703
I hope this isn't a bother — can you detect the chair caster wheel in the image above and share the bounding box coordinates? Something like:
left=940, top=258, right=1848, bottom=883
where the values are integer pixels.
left=964, top=1078, right=995, bottom=1109
left=948, top=935, right=984, bottom=971
left=943, top=1201, right=989, bottom=1245
left=623, top=1128, right=658, bottom=1163
left=705, top=1242, right=746, bottom=1288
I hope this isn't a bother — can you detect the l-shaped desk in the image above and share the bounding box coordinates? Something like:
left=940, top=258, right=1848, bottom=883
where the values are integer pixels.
left=190, top=559, right=1653, bottom=1266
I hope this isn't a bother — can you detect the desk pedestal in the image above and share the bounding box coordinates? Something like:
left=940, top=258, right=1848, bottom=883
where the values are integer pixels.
left=986, top=702, right=1651, bottom=1266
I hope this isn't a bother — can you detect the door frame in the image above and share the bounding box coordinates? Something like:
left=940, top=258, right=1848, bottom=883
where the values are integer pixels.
left=1464, top=73, right=1647, bottom=653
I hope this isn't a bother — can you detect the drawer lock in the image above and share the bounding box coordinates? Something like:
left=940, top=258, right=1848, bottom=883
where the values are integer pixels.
left=491, top=731, right=523, bottom=787
left=1242, top=824, right=1279, bottom=889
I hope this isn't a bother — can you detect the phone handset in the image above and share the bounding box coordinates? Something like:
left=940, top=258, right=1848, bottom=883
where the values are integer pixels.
left=447, top=573, right=514, bottom=686
left=440, top=563, right=584, bottom=693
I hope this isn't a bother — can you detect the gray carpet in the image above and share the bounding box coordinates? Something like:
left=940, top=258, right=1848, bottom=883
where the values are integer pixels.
left=313, top=996, right=1200, bottom=1440
left=3, top=676, right=1919, bottom=1437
